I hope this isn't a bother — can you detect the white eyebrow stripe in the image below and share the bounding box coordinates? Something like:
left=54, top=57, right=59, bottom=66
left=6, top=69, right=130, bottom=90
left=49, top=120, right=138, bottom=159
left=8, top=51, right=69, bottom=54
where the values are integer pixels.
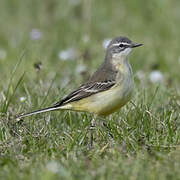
left=112, top=42, right=130, bottom=47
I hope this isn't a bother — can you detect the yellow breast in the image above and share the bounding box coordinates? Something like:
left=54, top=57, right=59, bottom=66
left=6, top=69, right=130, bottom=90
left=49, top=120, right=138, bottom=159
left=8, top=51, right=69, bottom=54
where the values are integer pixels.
left=62, top=75, right=133, bottom=116
left=60, top=60, right=134, bottom=116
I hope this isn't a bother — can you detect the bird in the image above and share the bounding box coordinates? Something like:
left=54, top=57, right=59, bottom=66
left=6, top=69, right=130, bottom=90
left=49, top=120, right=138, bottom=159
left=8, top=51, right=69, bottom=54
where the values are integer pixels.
left=16, top=36, right=143, bottom=147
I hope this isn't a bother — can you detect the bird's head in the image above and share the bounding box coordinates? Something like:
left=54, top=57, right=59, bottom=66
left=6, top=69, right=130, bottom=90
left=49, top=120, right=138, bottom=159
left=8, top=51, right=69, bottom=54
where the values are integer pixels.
left=106, top=36, right=143, bottom=61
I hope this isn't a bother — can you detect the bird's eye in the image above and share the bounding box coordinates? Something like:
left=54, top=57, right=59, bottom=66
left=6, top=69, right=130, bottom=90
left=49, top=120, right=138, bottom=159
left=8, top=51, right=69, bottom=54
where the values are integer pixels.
left=119, top=43, right=124, bottom=48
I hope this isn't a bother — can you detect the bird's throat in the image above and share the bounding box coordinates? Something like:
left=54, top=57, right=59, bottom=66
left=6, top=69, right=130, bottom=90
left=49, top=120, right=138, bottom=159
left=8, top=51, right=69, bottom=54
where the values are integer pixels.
left=112, top=54, right=131, bottom=74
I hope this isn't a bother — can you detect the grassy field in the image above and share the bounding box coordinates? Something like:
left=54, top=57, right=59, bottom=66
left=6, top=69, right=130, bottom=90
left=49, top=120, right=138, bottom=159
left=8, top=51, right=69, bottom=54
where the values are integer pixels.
left=0, top=0, right=180, bottom=179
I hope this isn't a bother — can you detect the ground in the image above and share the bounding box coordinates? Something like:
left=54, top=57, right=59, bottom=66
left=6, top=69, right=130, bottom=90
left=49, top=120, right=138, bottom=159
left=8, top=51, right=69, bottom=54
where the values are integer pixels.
left=0, top=0, right=180, bottom=179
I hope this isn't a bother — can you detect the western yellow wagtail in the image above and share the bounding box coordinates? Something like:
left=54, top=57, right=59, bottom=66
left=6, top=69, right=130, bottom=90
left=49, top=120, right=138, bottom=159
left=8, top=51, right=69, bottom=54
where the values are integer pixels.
left=16, top=36, right=142, bottom=147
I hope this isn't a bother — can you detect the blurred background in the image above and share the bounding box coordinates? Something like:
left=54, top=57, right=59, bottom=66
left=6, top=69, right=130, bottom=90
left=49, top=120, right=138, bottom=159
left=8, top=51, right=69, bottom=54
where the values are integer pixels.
left=0, top=0, right=179, bottom=110
left=1, top=1, right=180, bottom=179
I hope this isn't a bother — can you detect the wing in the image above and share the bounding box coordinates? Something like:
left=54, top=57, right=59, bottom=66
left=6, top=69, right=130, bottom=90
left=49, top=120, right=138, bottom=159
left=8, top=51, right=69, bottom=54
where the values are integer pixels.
left=53, top=80, right=116, bottom=107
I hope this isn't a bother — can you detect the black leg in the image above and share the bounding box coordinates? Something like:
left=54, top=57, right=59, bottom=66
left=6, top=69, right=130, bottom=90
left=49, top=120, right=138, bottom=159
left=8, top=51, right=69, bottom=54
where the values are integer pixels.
left=89, top=118, right=95, bottom=149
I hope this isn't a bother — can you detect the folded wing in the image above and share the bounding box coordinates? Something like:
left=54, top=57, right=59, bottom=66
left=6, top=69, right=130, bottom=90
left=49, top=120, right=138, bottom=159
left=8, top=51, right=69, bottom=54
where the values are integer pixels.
left=54, top=80, right=116, bottom=107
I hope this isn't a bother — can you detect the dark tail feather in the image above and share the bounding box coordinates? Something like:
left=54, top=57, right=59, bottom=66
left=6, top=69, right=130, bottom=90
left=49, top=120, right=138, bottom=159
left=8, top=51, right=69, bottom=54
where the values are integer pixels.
left=15, top=105, right=62, bottom=119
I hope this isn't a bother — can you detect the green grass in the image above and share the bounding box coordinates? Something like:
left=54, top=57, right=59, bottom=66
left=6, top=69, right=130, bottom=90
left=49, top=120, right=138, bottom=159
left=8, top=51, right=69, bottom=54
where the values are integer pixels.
left=0, top=0, right=180, bottom=179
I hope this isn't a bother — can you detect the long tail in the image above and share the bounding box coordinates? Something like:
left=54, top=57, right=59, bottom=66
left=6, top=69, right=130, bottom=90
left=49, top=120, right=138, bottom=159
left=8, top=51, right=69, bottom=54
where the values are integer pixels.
left=15, top=105, right=62, bottom=119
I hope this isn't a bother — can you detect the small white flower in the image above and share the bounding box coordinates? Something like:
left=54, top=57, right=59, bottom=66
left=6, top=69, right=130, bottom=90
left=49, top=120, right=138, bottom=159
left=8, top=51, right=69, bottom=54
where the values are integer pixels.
left=58, top=48, right=78, bottom=61
left=76, top=64, right=87, bottom=74
left=30, top=29, right=43, bottom=40
left=0, top=49, right=7, bottom=60
left=19, top=96, right=26, bottom=102
left=46, top=161, right=59, bottom=174
left=149, top=70, right=164, bottom=83
left=82, top=35, right=89, bottom=43
left=102, top=38, right=112, bottom=49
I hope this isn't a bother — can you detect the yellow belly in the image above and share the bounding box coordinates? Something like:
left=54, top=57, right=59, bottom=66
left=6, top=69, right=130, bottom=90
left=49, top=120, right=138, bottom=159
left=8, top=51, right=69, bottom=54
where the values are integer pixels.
left=61, top=79, right=133, bottom=116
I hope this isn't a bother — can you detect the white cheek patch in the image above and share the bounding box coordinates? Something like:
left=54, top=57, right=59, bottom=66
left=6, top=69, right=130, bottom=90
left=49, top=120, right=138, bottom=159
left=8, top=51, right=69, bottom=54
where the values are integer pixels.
left=112, top=48, right=132, bottom=59
left=122, top=48, right=132, bottom=56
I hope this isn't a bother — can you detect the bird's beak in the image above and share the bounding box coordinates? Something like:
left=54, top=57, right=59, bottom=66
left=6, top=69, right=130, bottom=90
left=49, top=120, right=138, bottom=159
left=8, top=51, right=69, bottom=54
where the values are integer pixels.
left=131, top=43, right=143, bottom=48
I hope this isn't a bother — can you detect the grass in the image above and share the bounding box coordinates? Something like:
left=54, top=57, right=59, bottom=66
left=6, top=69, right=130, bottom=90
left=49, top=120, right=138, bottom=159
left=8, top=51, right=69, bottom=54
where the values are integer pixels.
left=0, top=0, right=180, bottom=179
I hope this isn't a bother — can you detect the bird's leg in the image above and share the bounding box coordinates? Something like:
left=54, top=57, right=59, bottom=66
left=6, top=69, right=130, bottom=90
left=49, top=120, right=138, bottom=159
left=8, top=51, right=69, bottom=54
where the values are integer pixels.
left=89, top=118, right=96, bottom=149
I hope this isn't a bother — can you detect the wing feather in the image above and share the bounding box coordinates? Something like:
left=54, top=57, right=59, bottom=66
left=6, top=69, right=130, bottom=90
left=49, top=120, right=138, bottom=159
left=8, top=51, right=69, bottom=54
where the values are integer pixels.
left=54, top=80, right=115, bottom=107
